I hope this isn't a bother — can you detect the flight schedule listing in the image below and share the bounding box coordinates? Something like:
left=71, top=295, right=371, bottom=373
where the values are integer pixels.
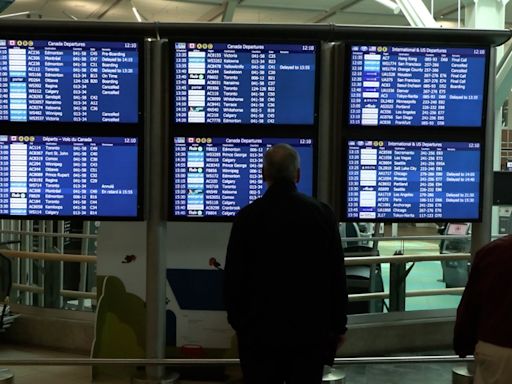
left=346, top=140, right=480, bottom=220
left=349, top=46, right=487, bottom=127
left=174, top=42, right=316, bottom=125
left=173, top=137, right=313, bottom=218
left=0, top=39, right=139, bottom=123
left=0, top=135, right=138, bottom=217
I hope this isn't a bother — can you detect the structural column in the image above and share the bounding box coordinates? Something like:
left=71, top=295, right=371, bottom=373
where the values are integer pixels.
left=465, top=0, right=506, bottom=254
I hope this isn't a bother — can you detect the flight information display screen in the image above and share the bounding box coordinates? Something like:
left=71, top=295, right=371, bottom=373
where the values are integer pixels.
left=172, top=137, right=314, bottom=218
left=348, top=45, right=487, bottom=127
left=0, top=135, right=139, bottom=218
left=345, top=140, right=481, bottom=220
left=0, top=39, right=139, bottom=123
left=174, top=42, right=317, bottom=125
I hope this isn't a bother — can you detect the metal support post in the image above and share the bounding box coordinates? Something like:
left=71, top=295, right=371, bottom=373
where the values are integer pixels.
left=395, top=0, right=438, bottom=27
left=318, top=42, right=336, bottom=206
left=465, top=0, right=505, bottom=256
left=133, top=39, right=178, bottom=384
left=221, top=0, right=238, bottom=22
left=471, top=49, right=497, bottom=257
left=389, top=262, right=406, bottom=311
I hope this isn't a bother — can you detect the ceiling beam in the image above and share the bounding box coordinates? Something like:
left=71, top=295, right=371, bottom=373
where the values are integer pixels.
left=434, top=4, right=459, bottom=18
left=395, top=0, right=438, bottom=27
left=306, top=0, right=361, bottom=23
left=197, top=2, right=226, bottom=21
left=88, top=0, right=123, bottom=19
left=170, top=0, right=324, bottom=12
left=222, top=0, right=238, bottom=22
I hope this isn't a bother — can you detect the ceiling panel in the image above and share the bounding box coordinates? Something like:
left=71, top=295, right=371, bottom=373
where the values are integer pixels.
left=328, top=10, right=408, bottom=26
left=134, top=0, right=215, bottom=22
left=0, top=0, right=510, bottom=26
left=241, top=0, right=330, bottom=11
left=233, top=7, right=316, bottom=23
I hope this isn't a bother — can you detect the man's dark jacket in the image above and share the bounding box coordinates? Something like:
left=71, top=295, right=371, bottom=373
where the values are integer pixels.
left=454, top=234, right=512, bottom=357
left=223, top=181, right=348, bottom=349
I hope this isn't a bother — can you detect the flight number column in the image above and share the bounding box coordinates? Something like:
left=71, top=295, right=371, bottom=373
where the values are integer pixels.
left=376, top=146, right=393, bottom=217
left=204, top=143, right=221, bottom=215
left=26, top=141, right=44, bottom=215
left=26, top=47, right=44, bottom=121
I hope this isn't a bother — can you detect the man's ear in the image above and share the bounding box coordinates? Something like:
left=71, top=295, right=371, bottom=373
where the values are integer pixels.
left=296, top=168, right=301, bottom=183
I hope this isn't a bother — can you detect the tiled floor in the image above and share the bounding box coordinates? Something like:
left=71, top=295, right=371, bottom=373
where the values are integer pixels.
left=0, top=343, right=467, bottom=383
left=0, top=343, right=92, bottom=384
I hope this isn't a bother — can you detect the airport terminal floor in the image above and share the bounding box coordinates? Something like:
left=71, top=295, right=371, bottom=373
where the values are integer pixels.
left=0, top=343, right=467, bottom=384
left=0, top=223, right=474, bottom=384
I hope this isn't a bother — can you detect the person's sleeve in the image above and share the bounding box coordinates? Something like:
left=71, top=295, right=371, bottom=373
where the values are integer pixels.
left=453, top=252, right=481, bottom=357
left=223, top=215, right=246, bottom=332
left=326, top=206, right=348, bottom=335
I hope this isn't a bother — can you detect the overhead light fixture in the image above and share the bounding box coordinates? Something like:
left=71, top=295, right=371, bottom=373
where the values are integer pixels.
left=130, top=0, right=143, bottom=22
left=373, top=0, right=401, bottom=14
left=0, top=11, right=31, bottom=19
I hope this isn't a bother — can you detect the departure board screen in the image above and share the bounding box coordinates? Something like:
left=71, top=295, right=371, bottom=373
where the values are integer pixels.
left=345, top=140, right=481, bottom=220
left=174, top=42, right=316, bottom=125
left=348, top=45, right=487, bottom=127
left=172, top=137, right=314, bottom=218
left=0, top=135, right=139, bottom=218
left=0, top=39, right=139, bottom=123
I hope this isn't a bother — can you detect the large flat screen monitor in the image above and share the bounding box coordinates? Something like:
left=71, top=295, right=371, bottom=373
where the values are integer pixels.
left=344, top=140, right=481, bottom=221
left=0, top=39, right=139, bottom=123
left=0, top=135, right=140, bottom=218
left=173, top=42, right=317, bottom=125
left=171, top=137, right=314, bottom=219
left=347, top=45, right=487, bottom=128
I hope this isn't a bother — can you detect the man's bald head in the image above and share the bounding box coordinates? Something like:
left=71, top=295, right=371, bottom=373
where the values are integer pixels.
left=263, top=144, right=301, bottom=185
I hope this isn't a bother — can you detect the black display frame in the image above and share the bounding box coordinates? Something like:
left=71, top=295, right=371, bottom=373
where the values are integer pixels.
left=169, top=39, right=321, bottom=129
left=338, top=131, right=485, bottom=223
left=0, top=33, right=145, bottom=128
left=342, top=42, right=491, bottom=131
left=0, top=33, right=145, bottom=220
left=0, top=127, right=144, bottom=221
left=167, top=37, right=321, bottom=222
left=167, top=128, right=318, bottom=222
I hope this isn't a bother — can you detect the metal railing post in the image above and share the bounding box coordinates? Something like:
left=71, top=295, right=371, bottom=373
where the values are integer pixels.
left=389, top=261, right=406, bottom=311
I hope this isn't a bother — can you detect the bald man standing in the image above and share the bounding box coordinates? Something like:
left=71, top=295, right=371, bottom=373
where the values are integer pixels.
left=224, top=144, right=348, bottom=384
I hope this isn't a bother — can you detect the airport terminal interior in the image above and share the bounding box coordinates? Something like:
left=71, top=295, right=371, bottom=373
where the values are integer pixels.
left=0, top=0, right=511, bottom=383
